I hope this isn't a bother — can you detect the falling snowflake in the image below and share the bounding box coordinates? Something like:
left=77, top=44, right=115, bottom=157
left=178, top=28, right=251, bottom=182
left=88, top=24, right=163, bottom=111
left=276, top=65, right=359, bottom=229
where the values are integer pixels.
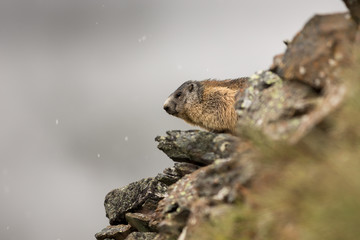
left=138, top=35, right=147, bottom=43
left=124, top=136, right=129, bottom=141
left=97, top=153, right=101, bottom=158
left=177, top=65, right=183, bottom=70
left=55, top=119, right=59, bottom=125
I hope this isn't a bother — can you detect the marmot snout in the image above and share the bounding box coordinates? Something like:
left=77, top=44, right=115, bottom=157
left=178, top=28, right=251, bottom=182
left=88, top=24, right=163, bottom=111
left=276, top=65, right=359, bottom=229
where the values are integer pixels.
left=163, top=78, right=248, bottom=133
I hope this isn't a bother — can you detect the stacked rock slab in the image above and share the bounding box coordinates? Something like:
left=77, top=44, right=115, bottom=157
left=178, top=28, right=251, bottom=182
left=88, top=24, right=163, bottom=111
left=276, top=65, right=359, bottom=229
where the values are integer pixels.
left=95, top=130, right=244, bottom=240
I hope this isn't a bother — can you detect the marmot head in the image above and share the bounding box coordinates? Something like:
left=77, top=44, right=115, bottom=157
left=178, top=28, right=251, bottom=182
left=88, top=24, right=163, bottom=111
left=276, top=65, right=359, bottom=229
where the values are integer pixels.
left=163, top=80, right=201, bottom=118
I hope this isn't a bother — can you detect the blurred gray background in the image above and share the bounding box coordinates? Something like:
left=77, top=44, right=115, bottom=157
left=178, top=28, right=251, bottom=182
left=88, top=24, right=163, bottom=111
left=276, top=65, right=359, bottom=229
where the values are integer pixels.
left=0, top=0, right=346, bottom=239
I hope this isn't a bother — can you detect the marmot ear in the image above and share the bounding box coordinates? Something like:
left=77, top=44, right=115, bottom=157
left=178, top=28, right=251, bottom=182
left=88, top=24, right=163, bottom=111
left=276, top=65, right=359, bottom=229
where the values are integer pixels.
left=188, top=83, right=195, bottom=92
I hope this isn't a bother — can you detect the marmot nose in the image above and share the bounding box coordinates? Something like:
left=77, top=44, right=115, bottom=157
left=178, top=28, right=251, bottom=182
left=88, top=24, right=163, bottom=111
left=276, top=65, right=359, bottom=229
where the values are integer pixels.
left=163, top=105, right=170, bottom=113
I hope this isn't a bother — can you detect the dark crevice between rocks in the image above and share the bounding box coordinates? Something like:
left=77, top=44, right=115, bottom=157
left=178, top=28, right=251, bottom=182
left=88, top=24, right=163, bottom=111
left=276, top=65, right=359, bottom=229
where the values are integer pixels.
left=163, top=202, right=179, bottom=214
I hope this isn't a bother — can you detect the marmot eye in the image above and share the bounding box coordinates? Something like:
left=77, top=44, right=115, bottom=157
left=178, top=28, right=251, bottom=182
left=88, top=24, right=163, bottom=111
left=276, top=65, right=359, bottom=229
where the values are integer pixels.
left=175, top=92, right=182, bottom=98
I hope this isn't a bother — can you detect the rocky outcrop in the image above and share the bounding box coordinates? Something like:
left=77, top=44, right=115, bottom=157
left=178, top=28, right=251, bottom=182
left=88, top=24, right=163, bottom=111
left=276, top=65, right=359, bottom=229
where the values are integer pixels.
left=150, top=147, right=255, bottom=240
left=96, top=130, right=253, bottom=240
left=155, top=130, right=241, bottom=165
left=95, top=2, right=360, bottom=239
left=235, top=70, right=318, bottom=142
left=105, top=178, right=168, bottom=225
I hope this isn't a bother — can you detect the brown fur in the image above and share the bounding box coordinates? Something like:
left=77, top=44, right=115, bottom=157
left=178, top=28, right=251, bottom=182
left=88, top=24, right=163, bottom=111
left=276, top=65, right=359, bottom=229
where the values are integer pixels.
left=163, top=77, right=248, bottom=133
left=201, top=78, right=247, bottom=90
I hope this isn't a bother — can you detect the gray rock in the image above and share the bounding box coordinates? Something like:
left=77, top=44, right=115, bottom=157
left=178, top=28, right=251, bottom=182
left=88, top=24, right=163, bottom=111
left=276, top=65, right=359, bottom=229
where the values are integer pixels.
left=274, top=13, right=356, bottom=89
left=125, top=232, right=157, bottom=240
left=155, top=162, right=200, bottom=186
left=235, top=70, right=319, bottom=142
left=173, top=162, right=199, bottom=176
left=194, top=156, right=254, bottom=203
left=95, top=225, right=133, bottom=240
left=125, top=212, right=154, bottom=232
left=155, top=130, right=239, bottom=165
left=150, top=136, right=255, bottom=240
left=265, top=13, right=356, bottom=143
left=105, top=178, right=168, bottom=225
left=155, top=166, right=182, bottom=185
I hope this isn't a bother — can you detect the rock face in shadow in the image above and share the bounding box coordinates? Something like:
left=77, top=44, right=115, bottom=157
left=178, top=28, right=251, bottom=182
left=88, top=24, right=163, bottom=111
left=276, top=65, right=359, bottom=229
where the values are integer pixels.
left=95, top=5, right=360, bottom=240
